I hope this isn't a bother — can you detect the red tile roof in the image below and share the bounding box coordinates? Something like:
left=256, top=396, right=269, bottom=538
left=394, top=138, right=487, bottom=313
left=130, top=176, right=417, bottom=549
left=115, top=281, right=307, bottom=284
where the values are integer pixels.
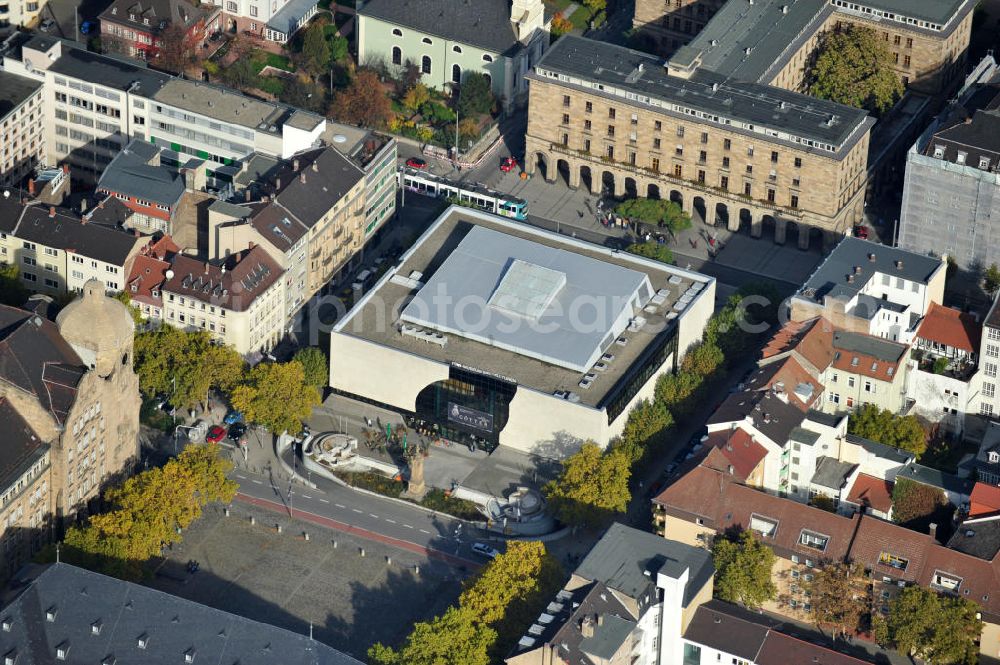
left=846, top=473, right=894, bottom=515
left=701, top=428, right=768, bottom=481
left=126, top=235, right=180, bottom=307
left=757, top=631, right=872, bottom=665
left=970, top=482, right=1000, bottom=519
left=916, top=303, right=981, bottom=354
left=847, top=514, right=934, bottom=582
left=760, top=317, right=836, bottom=373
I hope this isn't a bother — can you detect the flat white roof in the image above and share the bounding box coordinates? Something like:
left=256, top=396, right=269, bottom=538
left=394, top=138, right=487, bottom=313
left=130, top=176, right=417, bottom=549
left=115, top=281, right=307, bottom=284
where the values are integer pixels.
left=399, top=226, right=653, bottom=372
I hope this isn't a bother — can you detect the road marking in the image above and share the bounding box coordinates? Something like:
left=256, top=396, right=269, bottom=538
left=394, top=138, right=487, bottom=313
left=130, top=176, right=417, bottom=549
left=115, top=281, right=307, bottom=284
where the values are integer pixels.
left=419, top=529, right=431, bottom=534
left=302, top=495, right=312, bottom=499
left=369, top=513, right=379, bottom=519
left=235, top=474, right=247, bottom=479
left=352, top=508, right=362, bottom=513
left=319, top=498, right=329, bottom=503
left=335, top=503, right=346, bottom=509
left=385, top=519, right=396, bottom=524
left=403, top=524, right=414, bottom=529
left=251, top=479, right=263, bottom=485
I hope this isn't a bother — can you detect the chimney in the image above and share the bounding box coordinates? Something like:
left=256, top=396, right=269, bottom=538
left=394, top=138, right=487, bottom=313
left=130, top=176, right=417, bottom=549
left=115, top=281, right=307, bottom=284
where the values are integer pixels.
left=580, top=616, right=595, bottom=638
left=62, top=164, right=69, bottom=174
left=847, top=274, right=854, bottom=283
left=245, top=189, right=252, bottom=202
left=80, top=198, right=87, bottom=213
left=929, top=523, right=937, bottom=540
left=28, top=179, right=35, bottom=195
left=895, top=259, right=904, bottom=270
left=276, top=177, right=281, bottom=189
left=204, top=263, right=209, bottom=274
left=868, top=252, right=876, bottom=262
left=248, top=241, right=256, bottom=250
left=728, top=464, right=734, bottom=475
left=293, top=158, right=300, bottom=171
left=299, top=173, right=306, bottom=184
left=596, top=614, right=604, bottom=626
left=48, top=206, right=56, bottom=218
left=262, top=194, right=270, bottom=203
left=312, top=161, right=318, bottom=173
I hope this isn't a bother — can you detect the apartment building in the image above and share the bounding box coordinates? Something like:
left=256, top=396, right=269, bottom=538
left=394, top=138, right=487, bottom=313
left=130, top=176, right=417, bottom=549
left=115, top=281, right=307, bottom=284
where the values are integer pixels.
left=207, top=146, right=366, bottom=322
left=1, top=35, right=326, bottom=185
left=0, top=0, right=44, bottom=29
left=161, top=244, right=285, bottom=355
left=0, top=70, right=44, bottom=190
left=97, top=138, right=187, bottom=235
left=124, top=233, right=179, bottom=321
left=357, top=0, right=548, bottom=112
left=0, top=282, right=140, bottom=580
left=509, top=523, right=875, bottom=665
left=634, top=0, right=974, bottom=96
left=99, top=0, right=220, bottom=62
left=975, top=295, right=1000, bottom=421
left=526, top=36, right=874, bottom=249
left=653, top=465, right=1000, bottom=660
left=321, top=124, right=398, bottom=239
left=789, top=236, right=945, bottom=338
left=207, top=0, right=316, bottom=42
left=899, top=57, right=1000, bottom=272
left=0, top=200, right=144, bottom=297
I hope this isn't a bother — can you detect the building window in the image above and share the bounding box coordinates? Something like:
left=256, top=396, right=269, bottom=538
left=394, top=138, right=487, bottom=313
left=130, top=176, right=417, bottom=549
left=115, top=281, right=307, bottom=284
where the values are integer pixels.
left=987, top=344, right=999, bottom=358
left=864, top=380, right=873, bottom=393
left=249, top=5, right=257, bottom=15
left=906, top=37, right=913, bottom=48
left=651, top=158, right=660, bottom=172
left=720, top=175, right=728, bottom=190
left=654, top=120, right=662, bottom=131
left=981, top=402, right=994, bottom=416
left=986, top=362, right=997, bottom=378
left=879, top=552, right=908, bottom=570
left=482, top=54, right=493, bottom=62
left=584, top=119, right=592, bottom=131
left=790, top=194, right=799, bottom=208
left=744, top=182, right=751, bottom=196
left=452, top=64, right=461, bottom=84
left=607, top=125, right=615, bottom=137
left=609, top=108, right=616, bottom=119
left=585, top=101, right=593, bottom=113
left=606, top=145, right=614, bottom=160
left=985, top=383, right=996, bottom=399
left=932, top=571, right=961, bottom=592
left=392, top=28, right=402, bottom=36
left=562, top=95, right=570, bottom=107
left=903, top=55, right=910, bottom=67
left=653, top=137, right=661, bottom=149
left=749, top=514, right=778, bottom=537
left=421, top=55, right=431, bottom=74
left=676, top=125, right=684, bottom=137
left=722, top=156, right=730, bottom=169
left=770, top=150, right=778, bottom=163
left=422, top=37, right=432, bottom=44
left=766, top=188, right=775, bottom=203
left=799, top=530, right=829, bottom=551
left=674, top=164, right=682, bottom=177
left=391, top=46, right=401, bottom=65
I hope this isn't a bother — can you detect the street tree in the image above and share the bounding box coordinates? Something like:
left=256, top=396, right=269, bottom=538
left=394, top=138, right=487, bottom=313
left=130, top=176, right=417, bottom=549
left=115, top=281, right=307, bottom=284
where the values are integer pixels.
left=293, top=347, right=328, bottom=387
left=457, top=72, right=495, bottom=118
left=984, top=263, right=1000, bottom=296
left=847, top=404, right=927, bottom=455
left=329, top=69, right=394, bottom=128
left=614, top=198, right=692, bottom=234
left=884, top=585, right=982, bottom=665
left=808, top=26, right=903, bottom=114
left=626, top=241, right=674, bottom=265
left=231, top=361, right=320, bottom=434
left=805, top=562, right=869, bottom=638
left=618, top=398, right=674, bottom=463
left=543, top=442, right=632, bottom=528
left=712, top=530, right=777, bottom=608
left=133, top=327, right=244, bottom=410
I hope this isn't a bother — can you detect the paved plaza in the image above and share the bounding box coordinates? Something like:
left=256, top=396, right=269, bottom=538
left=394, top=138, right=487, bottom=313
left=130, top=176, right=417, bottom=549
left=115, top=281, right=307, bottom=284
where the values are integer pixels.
left=146, top=503, right=465, bottom=659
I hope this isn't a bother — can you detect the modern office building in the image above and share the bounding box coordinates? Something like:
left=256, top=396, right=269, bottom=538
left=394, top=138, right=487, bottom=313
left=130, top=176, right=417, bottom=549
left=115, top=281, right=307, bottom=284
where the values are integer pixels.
left=633, top=0, right=974, bottom=96
left=525, top=35, right=875, bottom=249
left=329, top=206, right=715, bottom=456
left=898, top=56, right=1000, bottom=272
left=356, top=0, right=549, bottom=112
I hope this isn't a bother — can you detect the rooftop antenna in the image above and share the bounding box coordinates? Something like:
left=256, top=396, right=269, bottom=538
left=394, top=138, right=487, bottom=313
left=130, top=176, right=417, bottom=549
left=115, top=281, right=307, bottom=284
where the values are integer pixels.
left=309, top=622, right=314, bottom=640
left=56, top=542, right=61, bottom=563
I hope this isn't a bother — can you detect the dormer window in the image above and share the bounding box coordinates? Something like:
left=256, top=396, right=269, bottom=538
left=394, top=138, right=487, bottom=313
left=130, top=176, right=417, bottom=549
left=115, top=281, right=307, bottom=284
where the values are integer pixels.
left=879, top=551, right=908, bottom=570
left=932, top=571, right=962, bottom=592
left=45, top=606, right=57, bottom=622
left=1, top=618, right=11, bottom=632
left=799, top=529, right=829, bottom=552
left=184, top=648, right=196, bottom=663
left=956, top=151, right=967, bottom=165
left=933, top=145, right=944, bottom=158
left=980, top=157, right=991, bottom=170
left=55, top=642, right=70, bottom=661
left=91, top=620, right=102, bottom=635
left=137, top=633, right=149, bottom=649
left=129, top=13, right=135, bottom=20
left=851, top=356, right=859, bottom=366
left=749, top=513, right=778, bottom=537
left=989, top=451, right=1000, bottom=464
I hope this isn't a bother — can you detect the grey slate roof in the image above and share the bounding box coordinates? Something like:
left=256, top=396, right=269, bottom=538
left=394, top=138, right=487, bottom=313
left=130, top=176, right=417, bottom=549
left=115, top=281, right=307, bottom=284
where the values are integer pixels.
left=867, top=0, right=969, bottom=26
left=98, top=139, right=185, bottom=208
left=358, top=0, right=523, bottom=55
left=845, top=433, right=914, bottom=464
left=806, top=409, right=844, bottom=428
left=0, top=563, right=363, bottom=665
left=897, top=462, right=974, bottom=497
left=39, top=38, right=170, bottom=97
left=947, top=519, right=1000, bottom=560
left=14, top=205, right=141, bottom=266
left=831, top=330, right=907, bottom=364
left=811, top=456, right=857, bottom=490
left=0, top=70, right=41, bottom=119
left=533, top=35, right=872, bottom=154
left=84, top=196, right=135, bottom=229
left=579, top=612, right=635, bottom=661
left=683, top=600, right=773, bottom=662
left=708, top=387, right=807, bottom=447
left=927, top=109, right=1000, bottom=171
left=796, top=236, right=943, bottom=304
left=575, top=522, right=714, bottom=607
left=273, top=148, right=365, bottom=229
left=266, top=0, right=318, bottom=35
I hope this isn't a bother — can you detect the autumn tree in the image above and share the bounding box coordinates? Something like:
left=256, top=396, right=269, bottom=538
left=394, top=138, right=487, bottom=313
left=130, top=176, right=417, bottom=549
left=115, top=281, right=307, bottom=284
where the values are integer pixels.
left=231, top=360, right=320, bottom=434
left=329, top=69, right=394, bottom=128
left=805, top=562, right=869, bottom=638
left=712, top=530, right=777, bottom=608
left=369, top=542, right=563, bottom=665
left=133, top=327, right=244, bottom=410
left=63, top=444, right=237, bottom=580
left=113, top=291, right=143, bottom=326
left=551, top=11, right=573, bottom=39
left=292, top=347, right=328, bottom=388
left=808, top=26, right=903, bottom=115
left=615, top=198, right=692, bottom=234
left=402, top=82, right=430, bottom=113
left=618, top=398, right=674, bottom=463
left=847, top=404, right=927, bottom=455
left=883, top=586, right=982, bottom=665
left=543, top=442, right=632, bottom=528
left=156, top=23, right=198, bottom=75
left=984, top=263, right=1000, bottom=296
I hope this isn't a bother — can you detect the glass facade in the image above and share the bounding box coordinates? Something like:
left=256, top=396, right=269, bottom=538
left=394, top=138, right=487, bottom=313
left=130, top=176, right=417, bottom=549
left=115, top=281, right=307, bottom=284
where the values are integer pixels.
left=413, top=366, right=517, bottom=452
left=601, top=323, right=678, bottom=423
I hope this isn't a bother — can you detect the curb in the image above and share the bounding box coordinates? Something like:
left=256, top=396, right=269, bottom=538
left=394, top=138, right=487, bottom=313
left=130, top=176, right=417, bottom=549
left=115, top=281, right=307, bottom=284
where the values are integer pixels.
left=273, top=436, right=319, bottom=490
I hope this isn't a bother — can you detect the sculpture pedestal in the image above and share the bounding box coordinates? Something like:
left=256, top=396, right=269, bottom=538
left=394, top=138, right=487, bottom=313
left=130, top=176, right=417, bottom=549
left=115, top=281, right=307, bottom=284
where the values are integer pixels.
left=401, top=453, right=428, bottom=501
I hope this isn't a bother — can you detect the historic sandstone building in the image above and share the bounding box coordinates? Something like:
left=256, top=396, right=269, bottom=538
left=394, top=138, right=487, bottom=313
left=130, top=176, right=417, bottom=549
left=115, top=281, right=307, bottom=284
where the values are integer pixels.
left=526, top=36, right=874, bottom=249
left=0, top=280, right=141, bottom=579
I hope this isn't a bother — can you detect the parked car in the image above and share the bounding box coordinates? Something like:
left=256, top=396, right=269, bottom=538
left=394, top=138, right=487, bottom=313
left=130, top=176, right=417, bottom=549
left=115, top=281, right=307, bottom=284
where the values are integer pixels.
left=224, top=410, right=243, bottom=425
left=228, top=422, right=246, bottom=442
left=39, top=18, right=55, bottom=32
left=471, top=542, right=500, bottom=559
left=500, top=156, right=518, bottom=173
left=80, top=20, right=94, bottom=34
left=853, top=225, right=869, bottom=240
left=206, top=425, right=226, bottom=444
left=405, top=157, right=427, bottom=169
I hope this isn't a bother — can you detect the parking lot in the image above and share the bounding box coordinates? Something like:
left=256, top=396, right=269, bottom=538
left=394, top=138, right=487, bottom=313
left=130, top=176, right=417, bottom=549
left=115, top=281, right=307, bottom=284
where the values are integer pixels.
left=146, top=502, right=465, bottom=658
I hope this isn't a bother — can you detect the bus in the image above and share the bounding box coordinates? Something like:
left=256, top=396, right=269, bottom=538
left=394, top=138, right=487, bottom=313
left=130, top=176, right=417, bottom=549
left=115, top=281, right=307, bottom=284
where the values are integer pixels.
left=400, top=168, right=529, bottom=221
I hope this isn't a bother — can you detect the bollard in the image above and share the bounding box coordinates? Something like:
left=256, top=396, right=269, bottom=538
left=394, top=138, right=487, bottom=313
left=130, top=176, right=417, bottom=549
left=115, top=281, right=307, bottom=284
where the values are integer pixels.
left=386, top=556, right=392, bottom=566
left=304, top=532, right=310, bottom=541
left=414, top=565, right=420, bottom=575
left=332, top=540, right=338, bottom=549
left=359, top=547, right=365, bottom=557
left=276, top=523, right=282, bottom=534
left=224, top=507, right=230, bottom=517
left=250, top=515, right=256, bottom=525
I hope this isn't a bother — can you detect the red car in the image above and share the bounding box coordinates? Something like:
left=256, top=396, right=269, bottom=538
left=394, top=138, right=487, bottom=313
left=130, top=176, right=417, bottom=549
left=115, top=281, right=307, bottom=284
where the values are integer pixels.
left=405, top=157, right=427, bottom=169
left=206, top=425, right=226, bottom=443
left=853, top=225, right=869, bottom=240
left=500, top=156, right=518, bottom=173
